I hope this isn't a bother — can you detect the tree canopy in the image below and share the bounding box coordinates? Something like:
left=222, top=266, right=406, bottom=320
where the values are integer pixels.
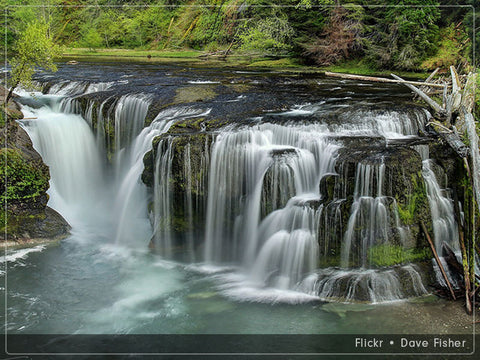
left=6, top=18, right=61, bottom=103
left=1, top=1, right=477, bottom=71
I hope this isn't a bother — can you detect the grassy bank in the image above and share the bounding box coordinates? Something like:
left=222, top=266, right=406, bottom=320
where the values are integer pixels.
left=62, top=48, right=431, bottom=79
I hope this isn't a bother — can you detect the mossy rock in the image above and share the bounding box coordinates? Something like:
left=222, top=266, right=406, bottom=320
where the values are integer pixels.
left=143, top=132, right=214, bottom=253
left=367, top=244, right=432, bottom=267
left=0, top=106, right=70, bottom=243
left=2, top=206, right=70, bottom=242
left=174, top=85, right=217, bottom=104
left=0, top=147, right=49, bottom=204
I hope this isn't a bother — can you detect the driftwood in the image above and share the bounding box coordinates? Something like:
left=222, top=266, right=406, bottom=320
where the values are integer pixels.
left=198, top=50, right=230, bottom=58
left=324, top=72, right=446, bottom=88
left=414, top=67, right=440, bottom=100
left=426, top=123, right=469, bottom=158
left=441, top=243, right=463, bottom=276
left=420, top=221, right=456, bottom=300
left=390, top=74, right=446, bottom=118
left=425, top=67, right=440, bottom=83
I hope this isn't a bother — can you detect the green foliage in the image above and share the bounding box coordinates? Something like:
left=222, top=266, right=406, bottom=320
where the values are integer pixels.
left=80, top=26, right=103, bottom=50
left=301, top=4, right=365, bottom=65
left=397, top=183, right=426, bottom=225
left=368, top=244, right=432, bottom=267
left=3, top=1, right=476, bottom=71
left=0, top=148, right=49, bottom=202
left=363, top=1, right=441, bottom=70
left=238, top=16, right=294, bottom=55
left=0, top=107, right=5, bottom=127
left=8, top=19, right=61, bottom=99
left=421, top=24, right=469, bottom=70
left=474, top=70, right=480, bottom=123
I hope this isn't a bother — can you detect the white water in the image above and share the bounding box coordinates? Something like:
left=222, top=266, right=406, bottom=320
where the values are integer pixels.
left=298, top=264, right=427, bottom=303
left=20, top=106, right=109, bottom=230
left=150, top=108, right=212, bottom=256
left=203, top=124, right=339, bottom=275
left=19, top=92, right=209, bottom=249
left=46, top=80, right=115, bottom=95
left=341, top=162, right=408, bottom=268
left=15, top=81, right=460, bottom=304
left=422, top=160, right=459, bottom=253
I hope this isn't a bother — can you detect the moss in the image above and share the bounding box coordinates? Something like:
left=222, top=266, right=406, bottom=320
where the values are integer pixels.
left=227, top=83, right=252, bottom=93
left=368, top=244, right=432, bottom=267
left=0, top=107, right=5, bottom=127
left=0, top=148, right=49, bottom=202
left=174, top=85, right=217, bottom=104
left=397, top=174, right=428, bottom=225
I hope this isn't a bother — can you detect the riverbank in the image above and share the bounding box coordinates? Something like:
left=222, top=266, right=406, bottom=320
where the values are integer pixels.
left=61, top=48, right=430, bottom=79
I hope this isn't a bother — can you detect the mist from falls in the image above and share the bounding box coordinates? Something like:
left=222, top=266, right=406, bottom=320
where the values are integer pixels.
left=17, top=76, right=462, bottom=304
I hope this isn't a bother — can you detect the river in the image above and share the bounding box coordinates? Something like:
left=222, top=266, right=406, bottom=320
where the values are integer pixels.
left=1, top=62, right=474, bottom=356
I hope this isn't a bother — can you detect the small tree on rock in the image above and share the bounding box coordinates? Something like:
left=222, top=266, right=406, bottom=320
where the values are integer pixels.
left=6, top=19, right=61, bottom=104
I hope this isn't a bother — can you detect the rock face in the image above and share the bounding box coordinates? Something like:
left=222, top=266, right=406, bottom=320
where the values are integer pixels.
left=140, top=122, right=440, bottom=266
left=0, top=92, right=70, bottom=244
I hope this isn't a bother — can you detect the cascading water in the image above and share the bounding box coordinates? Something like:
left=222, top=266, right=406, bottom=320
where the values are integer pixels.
left=7, top=64, right=476, bottom=341
left=18, top=86, right=204, bottom=248
left=46, top=80, right=114, bottom=96
left=422, top=160, right=459, bottom=253
left=341, top=161, right=408, bottom=268
left=19, top=106, right=108, bottom=230
left=15, top=71, right=462, bottom=305
left=204, top=124, right=338, bottom=271
left=150, top=107, right=212, bottom=257
left=165, top=106, right=439, bottom=303
left=415, top=145, right=462, bottom=288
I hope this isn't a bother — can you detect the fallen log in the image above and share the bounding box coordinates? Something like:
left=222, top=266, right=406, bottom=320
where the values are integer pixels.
left=420, top=221, right=457, bottom=300
left=441, top=243, right=463, bottom=277
left=425, top=121, right=469, bottom=158
left=324, top=72, right=446, bottom=88
left=390, top=74, right=446, bottom=117
left=425, top=67, right=440, bottom=83
left=198, top=50, right=228, bottom=58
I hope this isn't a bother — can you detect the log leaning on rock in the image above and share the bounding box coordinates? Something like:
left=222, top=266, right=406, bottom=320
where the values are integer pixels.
left=420, top=221, right=456, bottom=300
left=390, top=74, right=446, bottom=118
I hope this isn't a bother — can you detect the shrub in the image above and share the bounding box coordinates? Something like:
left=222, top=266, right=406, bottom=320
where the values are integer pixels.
left=0, top=148, right=49, bottom=202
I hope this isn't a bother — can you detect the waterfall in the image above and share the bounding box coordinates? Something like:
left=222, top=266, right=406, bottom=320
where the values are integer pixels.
left=422, top=160, right=459, bottom=253
left=149, top=107, right=212, bottom=258
left=46, top=80, right=114, bottom=95
left=329, top=108, right=427, bottom=139
left=341, top=161, right=408, bottom=268
left=18, top=74, right=463, bottom=304
left=19, top=106, right=108, bottom=230
left=152, top=138, right=174, bottom=257
left=112, top=106, right=211, bottom=246
left=203, top=123, right=339, bottom=288
left=19, top=88, right=182, bottom=246
left=298, top=264, right=427, bottom=303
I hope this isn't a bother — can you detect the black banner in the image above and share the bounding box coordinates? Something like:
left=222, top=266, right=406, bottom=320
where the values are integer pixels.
left=1, top=334, right=475, bottom=355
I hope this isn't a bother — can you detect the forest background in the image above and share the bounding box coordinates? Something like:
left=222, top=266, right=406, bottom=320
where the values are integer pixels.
left=1, top=0, right=478, bottom=73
